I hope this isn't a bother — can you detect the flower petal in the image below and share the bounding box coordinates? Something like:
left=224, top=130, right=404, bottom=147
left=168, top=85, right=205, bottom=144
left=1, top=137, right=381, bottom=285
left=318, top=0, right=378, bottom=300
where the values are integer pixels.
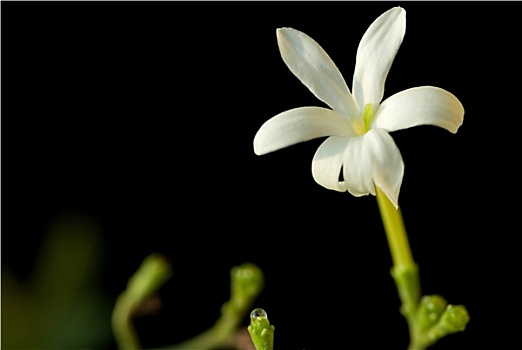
left=343, top=135, right=376, bottom=198
left=254, top=107, right=356, bottom=155
left=364, top=129, right=404, bottom=208
left=374, top=86, right=464, bottom=133
left=352, top=7, right=406, bottom=108
left=277, top=27, right=359, bottom=118
left=342, top=129, right=404, bottom=207
left=312, top=136, right=349, bottom=192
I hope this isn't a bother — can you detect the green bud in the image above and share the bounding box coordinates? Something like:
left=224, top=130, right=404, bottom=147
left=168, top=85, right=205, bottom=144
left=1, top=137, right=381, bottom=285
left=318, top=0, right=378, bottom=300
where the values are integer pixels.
left=248, top=308, right=274, bottom=350
left=231, top=262, right=264, bottom=307
left=126, top=253, right=173, bottom=301
left=439, top=304, right=470, bottom=333
left=421, top=303, right=470, bottom=347
left=416, top=295, right=447, bottom=331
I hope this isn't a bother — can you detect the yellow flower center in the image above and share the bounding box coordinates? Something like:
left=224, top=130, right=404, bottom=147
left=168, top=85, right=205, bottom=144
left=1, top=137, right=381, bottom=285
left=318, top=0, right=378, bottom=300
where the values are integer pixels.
left=352, top=103, right=375, bottom=136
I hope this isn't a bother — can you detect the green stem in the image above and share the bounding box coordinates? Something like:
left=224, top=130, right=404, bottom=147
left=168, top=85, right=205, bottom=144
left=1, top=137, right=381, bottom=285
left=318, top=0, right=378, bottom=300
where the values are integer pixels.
left=164, top=304, right=242, bottom=350
left=154, top=263, right=264, bottom=350
left=112, top=294, right=142, bottom=350
left=111, top=253, right=172, bottom=350
left=375, top=186, right=422, bottom=349
left=375, top=187, right=414, bottom=269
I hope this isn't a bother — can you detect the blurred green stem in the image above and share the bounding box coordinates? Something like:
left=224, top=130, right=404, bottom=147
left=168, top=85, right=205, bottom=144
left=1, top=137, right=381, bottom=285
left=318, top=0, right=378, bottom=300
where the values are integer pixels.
left=112, top=294, right=141, bottom=350
left=375, top=187, right=422, bottom=349
left=155, top=262, right=264, bottom=350
left=112, top=254, right=172, bottom=350
left=166, top=302, right=244, bottom=350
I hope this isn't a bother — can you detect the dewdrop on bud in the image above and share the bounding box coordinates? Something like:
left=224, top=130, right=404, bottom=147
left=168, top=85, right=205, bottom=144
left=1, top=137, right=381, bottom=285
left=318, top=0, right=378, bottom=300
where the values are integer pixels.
left=248, top=307, right=274, bottom=350
left=251, top=308, right=268, bottom=320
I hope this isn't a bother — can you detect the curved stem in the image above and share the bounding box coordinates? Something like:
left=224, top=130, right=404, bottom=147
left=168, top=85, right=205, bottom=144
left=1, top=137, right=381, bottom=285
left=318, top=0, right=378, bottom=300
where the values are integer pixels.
left=112, top=294, right=142, bottom=350
left=111, top=253, right=172, bottom=350
left=153, top=263, right=264, bottom=350
left=164, top=306, right=241, bottom=350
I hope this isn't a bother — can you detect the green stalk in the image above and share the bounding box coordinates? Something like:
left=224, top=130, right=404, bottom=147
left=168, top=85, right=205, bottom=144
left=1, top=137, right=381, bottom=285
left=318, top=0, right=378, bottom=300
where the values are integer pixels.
left=112, top=294, right=142, bottom=350
left=111, top=254, right=173, bottom=350
left=375, top=187, right=414, bottom=268
left=165, top=304, right=242, bottom=350
left=375, top=186, right=422, bottom=349
left=154, top=262, right=264, bottom=350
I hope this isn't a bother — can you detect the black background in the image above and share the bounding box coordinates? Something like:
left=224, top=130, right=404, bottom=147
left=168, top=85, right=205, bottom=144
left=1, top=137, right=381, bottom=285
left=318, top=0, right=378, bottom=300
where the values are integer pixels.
left=2, top=1, right=520, bottom=349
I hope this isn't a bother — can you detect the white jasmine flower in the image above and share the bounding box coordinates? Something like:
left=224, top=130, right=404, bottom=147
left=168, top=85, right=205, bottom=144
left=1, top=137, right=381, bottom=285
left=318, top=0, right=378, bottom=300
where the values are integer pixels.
left=253, top=7, right=464, bottom=208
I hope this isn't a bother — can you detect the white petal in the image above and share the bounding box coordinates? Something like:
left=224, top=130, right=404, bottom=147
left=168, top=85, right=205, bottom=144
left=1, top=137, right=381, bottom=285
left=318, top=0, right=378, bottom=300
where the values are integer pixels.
left=364, top=129, right=404, bottom=208
left=352, top=7, right=406, bottom=108
left=374, top=86, right=464, bottom=133
left=312, top=136, right=349, bottom=192
left=343, top=135, right=375, bottom=198
left=277, top=27, right=359, bottom=118
left=254, top=107, right=356, bottom=155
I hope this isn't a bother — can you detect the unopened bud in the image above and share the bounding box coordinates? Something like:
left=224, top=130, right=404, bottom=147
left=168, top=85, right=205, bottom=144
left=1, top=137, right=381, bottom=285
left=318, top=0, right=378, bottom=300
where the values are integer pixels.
left=417, top=295, right=447, bottom=331
left=439, top=304, right=470, bottom=333
left=248, top=308, right=274, bottom=350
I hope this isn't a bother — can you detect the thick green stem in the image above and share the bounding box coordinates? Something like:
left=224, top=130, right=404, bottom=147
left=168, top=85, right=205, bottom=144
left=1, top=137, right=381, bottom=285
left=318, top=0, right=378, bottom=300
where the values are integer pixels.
left=112, top=294, right=142, bottom=350
left=375, top=187, right=422, bottom=349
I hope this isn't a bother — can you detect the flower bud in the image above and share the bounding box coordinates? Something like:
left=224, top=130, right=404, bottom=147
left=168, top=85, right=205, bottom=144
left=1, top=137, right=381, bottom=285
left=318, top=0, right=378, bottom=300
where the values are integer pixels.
left=248, top=308, right=275, bottom=350
left=416, top=295, right=447, bottom=331
left=230, top=262, right=264, bottom=307
left=439, top=304, right=470, bottom=333
left=126, top=253, right=172, bottom=301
